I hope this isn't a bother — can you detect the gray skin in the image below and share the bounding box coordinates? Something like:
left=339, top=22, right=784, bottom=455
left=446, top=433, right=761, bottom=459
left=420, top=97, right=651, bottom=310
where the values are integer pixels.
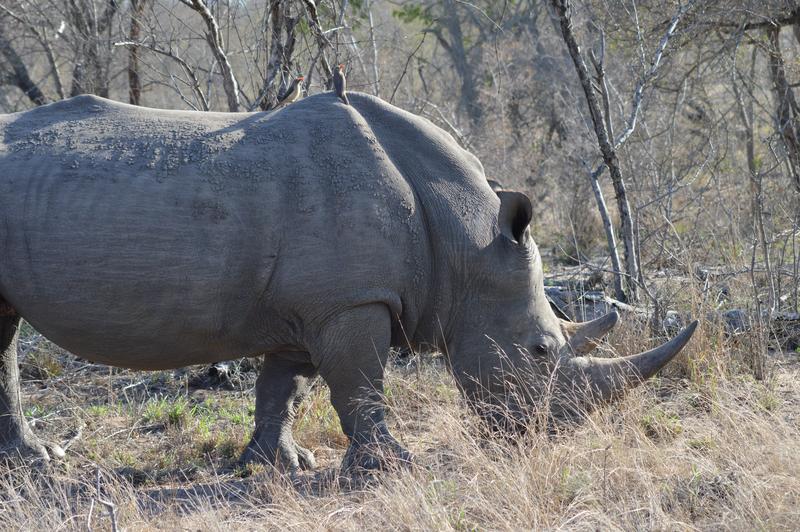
left=0, top=93, right=696, bottom=470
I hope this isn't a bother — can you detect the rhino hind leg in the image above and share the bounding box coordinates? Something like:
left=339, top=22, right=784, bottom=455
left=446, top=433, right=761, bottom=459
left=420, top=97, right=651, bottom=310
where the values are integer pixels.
left=239, top=352, right=318, bottom=471
left=0, top=316, right=51, bottom=462
left=314, top=304, right=413, bottom=474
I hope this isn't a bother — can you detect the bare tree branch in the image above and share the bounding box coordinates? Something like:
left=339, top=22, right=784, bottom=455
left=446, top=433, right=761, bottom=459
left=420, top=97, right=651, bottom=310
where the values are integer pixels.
left=588, top=34, right=624, bottom=302
left=299, top=0, right=333, bottom=86
left=614, top=2, right=692, bottom=150
left=766, top=24, right=800, bottom=193
left=115, top=39, right=209, bottom=111
left=551, top=0, right=637, bottom=300
left=185, top=0, right=240, bottom=111
left=67, top=0, right=119, bottom=98
left=0, top=3, right=64, bottom=99
left=366, top=0, right=380, bottom=96
left=0, top=21, right=48, bottom=105
left=700, top=8, right=800, bottom=32
left=391, top=32, right=427, bottom=104
left=252, top=0, right=298, bottom=112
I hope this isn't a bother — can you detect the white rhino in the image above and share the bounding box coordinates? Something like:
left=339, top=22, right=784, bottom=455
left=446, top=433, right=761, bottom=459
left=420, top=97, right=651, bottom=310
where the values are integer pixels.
left=0, top=93, right=696, bottom=471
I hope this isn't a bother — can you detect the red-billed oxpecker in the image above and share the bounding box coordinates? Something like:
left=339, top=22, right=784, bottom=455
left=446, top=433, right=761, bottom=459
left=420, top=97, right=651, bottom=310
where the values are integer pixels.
left=275, top=75, right=305, bottom=109
left=333, top=64, right=349, bottom=105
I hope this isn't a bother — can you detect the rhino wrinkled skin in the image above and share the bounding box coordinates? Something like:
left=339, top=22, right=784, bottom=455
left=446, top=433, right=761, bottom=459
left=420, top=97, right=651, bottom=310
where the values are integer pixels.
left=0, top=93, right=696, bottom=470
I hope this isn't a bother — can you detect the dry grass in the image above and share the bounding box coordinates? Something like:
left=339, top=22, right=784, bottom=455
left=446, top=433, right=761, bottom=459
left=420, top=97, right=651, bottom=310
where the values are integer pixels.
left=2, top=321, right=800, bottom=530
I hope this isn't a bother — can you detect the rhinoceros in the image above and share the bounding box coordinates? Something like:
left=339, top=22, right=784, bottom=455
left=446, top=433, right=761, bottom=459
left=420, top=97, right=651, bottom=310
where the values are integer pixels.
left=0, top=93, right=696, bottom=471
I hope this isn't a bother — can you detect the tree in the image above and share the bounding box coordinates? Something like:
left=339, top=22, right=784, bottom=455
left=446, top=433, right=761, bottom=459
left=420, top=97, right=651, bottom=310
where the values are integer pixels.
left=127, top=0, right=152, bottom=106
left=549, top=0, right=691, bottom=302
left=0, top=18, right=47, bottom=105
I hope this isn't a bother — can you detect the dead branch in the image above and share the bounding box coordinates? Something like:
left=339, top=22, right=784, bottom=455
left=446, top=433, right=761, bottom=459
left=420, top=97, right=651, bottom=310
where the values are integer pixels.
left=587, top=31, right=624, bottom=302
left=391, top=32, right=427, bottom=104
left=551, top=0, right=639, bottom=300
left=766, top=25, right=800, bottom=194
left=299, top=0, right=333, bottom=86
left=613, top=2, right=692, bottom=150
left=252, top=0, right=298, bottom=112
left=332, top=0, right=372, bottom=94
left=67, top=0, right=119, bottom=98
left=181, top=0, right=240, bottom=111
left=0, top=22, right=48, bottom=105
left=366, top=0, right=380, bottom=96
left=0, top=3, right=64, bottom=99
left=115, top=39, right=209, bottom=111
left=552, top=0, right=692, bottom=301
left=94, top=466, right=118, bottom=532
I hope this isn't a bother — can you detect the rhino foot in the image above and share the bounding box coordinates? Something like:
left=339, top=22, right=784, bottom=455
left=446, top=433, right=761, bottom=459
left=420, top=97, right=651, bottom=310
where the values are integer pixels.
left=341, top=434, right=414, bottom=475
left=312, top=304, right=415, bottom=476
left=0, top=435, right=56, bottom=464
left=1, top=315, right=65, bottom=465
left=243, top=352, right=318, bottom=473
left=240, top=433, right=316, bottom=473
left=295, top=442, right=317, bottom=470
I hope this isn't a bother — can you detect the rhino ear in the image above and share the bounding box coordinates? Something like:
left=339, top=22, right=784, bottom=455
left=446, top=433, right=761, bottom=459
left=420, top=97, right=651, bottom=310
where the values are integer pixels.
left=497, top=190, right=533, bottom=245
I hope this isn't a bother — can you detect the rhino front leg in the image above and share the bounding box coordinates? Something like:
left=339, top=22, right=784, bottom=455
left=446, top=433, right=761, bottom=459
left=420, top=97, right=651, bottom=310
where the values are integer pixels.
left=314, top=304, right=413, bottom=473
left=240, top=352, right=318, bottom=471
left=0, top=316, right=51, bottom=462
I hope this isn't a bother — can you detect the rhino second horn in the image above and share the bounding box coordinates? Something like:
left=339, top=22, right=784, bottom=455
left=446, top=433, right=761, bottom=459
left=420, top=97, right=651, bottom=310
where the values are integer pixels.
left=561, top=311, right=619, bottom=355
left=569, top=320, right=698, bottom=402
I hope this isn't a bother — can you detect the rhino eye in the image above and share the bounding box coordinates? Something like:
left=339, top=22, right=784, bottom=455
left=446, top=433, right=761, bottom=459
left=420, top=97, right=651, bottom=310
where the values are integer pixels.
left=533, top=343, right=548, bottom=356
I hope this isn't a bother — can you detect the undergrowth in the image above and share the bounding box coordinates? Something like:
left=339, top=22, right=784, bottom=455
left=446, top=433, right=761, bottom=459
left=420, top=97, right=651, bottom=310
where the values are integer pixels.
left=2, top=320, right=799, bottom=530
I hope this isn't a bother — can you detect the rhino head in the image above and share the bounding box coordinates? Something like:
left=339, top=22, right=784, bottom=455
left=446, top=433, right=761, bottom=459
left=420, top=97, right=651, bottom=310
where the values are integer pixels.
left=445, top=189, right=697, bottom=430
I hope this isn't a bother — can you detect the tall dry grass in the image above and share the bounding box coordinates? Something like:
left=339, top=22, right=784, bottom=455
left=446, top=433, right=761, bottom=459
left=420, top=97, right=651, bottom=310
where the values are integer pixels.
left=1, top=320, right=799, bottom=530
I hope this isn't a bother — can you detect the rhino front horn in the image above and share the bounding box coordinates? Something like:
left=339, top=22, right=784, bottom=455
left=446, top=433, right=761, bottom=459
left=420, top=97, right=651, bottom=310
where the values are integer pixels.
left=569, top=320, right=698, bottom=402
left=561, top=311, right=619, bottom=355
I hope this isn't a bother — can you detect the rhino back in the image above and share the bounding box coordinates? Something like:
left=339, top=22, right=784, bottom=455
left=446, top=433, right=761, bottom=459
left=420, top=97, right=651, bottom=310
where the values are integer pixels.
left=0, top=94, right=429, bottom=368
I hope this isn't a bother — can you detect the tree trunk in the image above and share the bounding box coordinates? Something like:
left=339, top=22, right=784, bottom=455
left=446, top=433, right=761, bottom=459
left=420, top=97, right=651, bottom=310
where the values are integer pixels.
left=0, top=24, right=48, bottom=105
left=767, top=25, right=800, bottom=194
left=550, top=0, right=638, bottom=300
left=128, top=0, right=151, bottom=106
left=366, top=0, right=380, bottom=97
left=188, top=0, right=240, bottom=112
left=68, top=0, right=117, bottom=98
left=300, top=0, right=333, bottom=87
left=254, top=0, right=297, bottom=111
left=591, top=169, right=626, bottom=302
left=438, top=0, right=481, bottom=126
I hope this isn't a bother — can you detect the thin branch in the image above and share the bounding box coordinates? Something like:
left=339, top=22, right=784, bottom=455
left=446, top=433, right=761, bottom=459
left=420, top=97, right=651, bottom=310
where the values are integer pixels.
left=390, top=32, right=427, bottom=104
left=417, top=97, right=472, bottom=150
left=551, top=0, right=638, bottom=299
left=614, top=1, right=692, bottom=149
left=252, top=0, right=298, bottom=111
left=115, top=39, right=209, bottom=111
left=185, top=0, right=240, bottom=111
left=0, top=22, right=48, bottom=105
left=366, top=0, right=380, bottom=96
left=0, top=4, right=64, bottom=98
left=94, top=466, right=118, bottom=532
left=701, top=8, right=800, bottom=32
left=299, top=0, right=333, bottom=86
